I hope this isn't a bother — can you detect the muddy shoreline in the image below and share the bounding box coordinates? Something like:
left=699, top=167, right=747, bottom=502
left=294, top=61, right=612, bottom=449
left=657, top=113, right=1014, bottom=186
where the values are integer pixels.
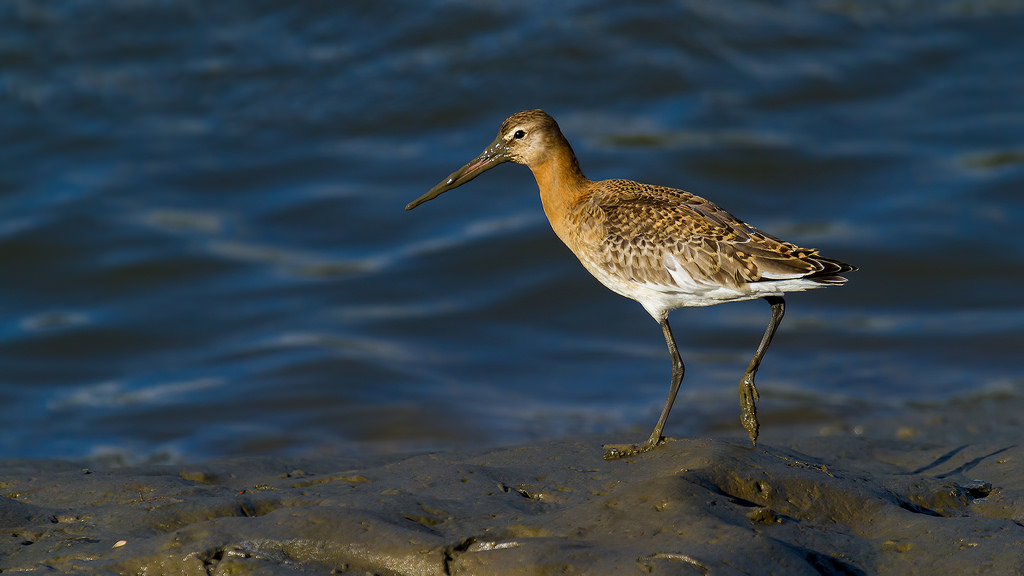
left=2, top=397, right=1022, bottom=575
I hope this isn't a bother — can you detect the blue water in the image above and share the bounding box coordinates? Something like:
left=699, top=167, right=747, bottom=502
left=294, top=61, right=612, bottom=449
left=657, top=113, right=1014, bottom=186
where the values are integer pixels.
left=2, top=1, right=1022, bottom=464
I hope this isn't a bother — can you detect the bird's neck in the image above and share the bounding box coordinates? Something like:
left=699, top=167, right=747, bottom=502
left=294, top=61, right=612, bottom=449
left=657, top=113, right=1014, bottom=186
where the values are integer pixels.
left=530, top=141, right=591, bottom=246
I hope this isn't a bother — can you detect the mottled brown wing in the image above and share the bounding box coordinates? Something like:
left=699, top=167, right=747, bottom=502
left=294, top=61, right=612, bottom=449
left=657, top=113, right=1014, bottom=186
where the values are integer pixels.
left=573, top=180, right=832, bottom=290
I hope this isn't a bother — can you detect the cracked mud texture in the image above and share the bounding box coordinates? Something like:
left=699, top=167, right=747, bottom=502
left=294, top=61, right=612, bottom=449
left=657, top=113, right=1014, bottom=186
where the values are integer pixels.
left=2, top=401, right=1023, bottom=575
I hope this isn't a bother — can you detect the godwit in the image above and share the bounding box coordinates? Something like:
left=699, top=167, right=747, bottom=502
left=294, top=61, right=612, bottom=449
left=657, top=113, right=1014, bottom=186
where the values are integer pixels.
left=407, top=110, right=855, bottom=458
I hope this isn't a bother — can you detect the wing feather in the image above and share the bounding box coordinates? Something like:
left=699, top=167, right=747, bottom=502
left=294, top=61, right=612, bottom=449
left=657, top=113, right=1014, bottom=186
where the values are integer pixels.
left=572, top=179, right=853, bottom=293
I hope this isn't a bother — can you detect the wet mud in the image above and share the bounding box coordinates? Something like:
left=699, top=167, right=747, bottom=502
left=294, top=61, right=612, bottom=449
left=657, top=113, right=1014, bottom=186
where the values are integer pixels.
left=2, top=402, right=1022, bottom=575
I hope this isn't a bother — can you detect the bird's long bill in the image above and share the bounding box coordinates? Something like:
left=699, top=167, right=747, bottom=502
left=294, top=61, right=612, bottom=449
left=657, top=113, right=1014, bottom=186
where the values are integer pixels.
left=405, top=136, right=510, bottom=210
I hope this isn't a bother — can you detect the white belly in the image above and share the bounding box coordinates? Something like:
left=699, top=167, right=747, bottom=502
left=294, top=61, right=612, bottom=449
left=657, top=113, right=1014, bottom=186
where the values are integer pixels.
left=578, top=252, right=827, bottom=321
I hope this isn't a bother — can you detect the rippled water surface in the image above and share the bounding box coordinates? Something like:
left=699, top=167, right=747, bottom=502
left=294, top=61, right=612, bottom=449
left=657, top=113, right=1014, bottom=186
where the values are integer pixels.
left=2, top=0, right=1022, bottom=463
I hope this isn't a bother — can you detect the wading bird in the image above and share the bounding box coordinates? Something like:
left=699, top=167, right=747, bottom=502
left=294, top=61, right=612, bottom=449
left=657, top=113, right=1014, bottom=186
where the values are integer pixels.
left=406, top=110, right=855, bottom=458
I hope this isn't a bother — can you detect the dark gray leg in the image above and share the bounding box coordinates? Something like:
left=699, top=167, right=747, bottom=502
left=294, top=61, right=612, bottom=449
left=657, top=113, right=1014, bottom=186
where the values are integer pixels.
left=605, top=317, right=684, bottom=459
left=739, top=296, right=785, bottom=446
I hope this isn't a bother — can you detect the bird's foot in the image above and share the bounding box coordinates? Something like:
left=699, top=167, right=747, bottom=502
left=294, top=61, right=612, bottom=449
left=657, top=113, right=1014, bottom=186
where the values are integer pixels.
left=603, top=436, right=670, bottom=460
left=739, top=372, right=760, bottom=446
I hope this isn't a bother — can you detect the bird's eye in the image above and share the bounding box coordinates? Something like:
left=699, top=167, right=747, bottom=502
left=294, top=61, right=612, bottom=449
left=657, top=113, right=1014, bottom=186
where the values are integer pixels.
left=513, top=129, right=526, bottom=139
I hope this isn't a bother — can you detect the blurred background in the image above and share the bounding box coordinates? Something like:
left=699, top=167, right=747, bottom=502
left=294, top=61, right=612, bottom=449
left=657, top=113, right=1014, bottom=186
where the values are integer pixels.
left=1, top=0, right=1022, bottom=464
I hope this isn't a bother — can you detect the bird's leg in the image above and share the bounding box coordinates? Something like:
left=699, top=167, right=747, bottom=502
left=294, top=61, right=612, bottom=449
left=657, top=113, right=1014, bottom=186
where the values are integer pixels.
left=605, top=317, right=684, bottom=459
left=739, top=296, right=785, bottom=446
left=648, top=317, right=686, bottom=446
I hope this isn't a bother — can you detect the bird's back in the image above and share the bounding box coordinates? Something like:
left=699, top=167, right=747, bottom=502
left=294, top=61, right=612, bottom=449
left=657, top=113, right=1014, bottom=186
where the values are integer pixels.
left=562, top=179, right=854, bottom=317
